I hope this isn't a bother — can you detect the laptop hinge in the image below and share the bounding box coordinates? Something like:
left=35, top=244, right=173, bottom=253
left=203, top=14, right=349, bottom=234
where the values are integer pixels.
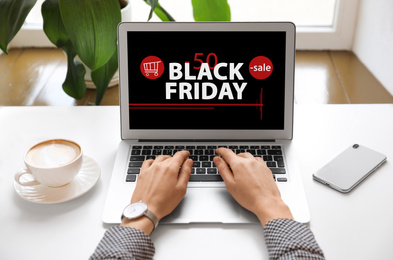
left=138, top=139, right=275, bottom=143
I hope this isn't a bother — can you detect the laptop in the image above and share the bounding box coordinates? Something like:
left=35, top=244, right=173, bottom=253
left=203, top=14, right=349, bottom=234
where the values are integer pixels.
left=102, top=22, right=310, bottom=224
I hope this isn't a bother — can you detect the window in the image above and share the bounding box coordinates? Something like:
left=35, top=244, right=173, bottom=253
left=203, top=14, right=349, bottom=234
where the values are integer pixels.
left=9, top=0, right=358, bottom=50
left=229, top=0, right=337, bottom=27
left=25, top=0, right=44, bottom=26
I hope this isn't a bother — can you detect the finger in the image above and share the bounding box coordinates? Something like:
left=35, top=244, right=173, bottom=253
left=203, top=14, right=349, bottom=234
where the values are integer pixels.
left=154, top=155, right=171, bottom=162
left=177, top=159, right=193, bottom=187
left=256, top=156, right=265, bottom=163
left=215, top=148, right=239, bottom=165
left=163, top=151, right=191, bottom=177
left=171, top=150, right=191, bottom=167
left=214, top=156, right=234, bottom=184
left=255, top=156, right=271, bottom=168
left=237, top=152, right=254, bottom=158
left=141, top=159, right=154, bottom=170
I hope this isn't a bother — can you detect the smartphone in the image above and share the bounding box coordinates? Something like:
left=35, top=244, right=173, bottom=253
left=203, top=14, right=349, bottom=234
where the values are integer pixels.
left=313, top=144, right=387, bottom=193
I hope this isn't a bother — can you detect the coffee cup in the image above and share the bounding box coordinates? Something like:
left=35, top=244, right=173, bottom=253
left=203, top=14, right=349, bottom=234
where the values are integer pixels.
left=15, top=139, right=83, bottom=188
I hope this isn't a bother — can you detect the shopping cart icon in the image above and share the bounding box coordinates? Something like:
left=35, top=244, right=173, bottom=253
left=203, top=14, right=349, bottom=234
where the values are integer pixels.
left=143, top=61, right=161, bottom=76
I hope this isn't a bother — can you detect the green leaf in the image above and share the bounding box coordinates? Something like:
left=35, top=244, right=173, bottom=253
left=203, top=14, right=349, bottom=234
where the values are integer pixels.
left=144, top=1, right=174, bottom=21
left=153, top=3, right=175, bottom=21
left=144, top=0, right=158, bottom=21
left=62, top=45, right=87, bottom=100
left=58, top=0, right=121, bottom=71
left=91, top=49, right=118, bottom=105
left=41, top=0, right=68, bottom=48
left=191, top=0, right=231, bottom=21
left=0, top=0, right=37, bottom=54
left=42, top=0, right=86, bottom=100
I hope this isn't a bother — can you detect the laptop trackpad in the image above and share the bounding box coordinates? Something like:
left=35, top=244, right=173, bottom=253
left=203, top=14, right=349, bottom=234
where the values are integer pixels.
left=161, top=187, right=257, bottom=224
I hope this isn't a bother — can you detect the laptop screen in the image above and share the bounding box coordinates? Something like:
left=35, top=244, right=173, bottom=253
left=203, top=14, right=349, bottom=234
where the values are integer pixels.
left=127, top=30, right=286, bottom=130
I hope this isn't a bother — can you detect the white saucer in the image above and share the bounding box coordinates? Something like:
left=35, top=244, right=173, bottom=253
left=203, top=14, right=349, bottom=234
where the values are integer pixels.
left=14, top=156, right=100, bottom=204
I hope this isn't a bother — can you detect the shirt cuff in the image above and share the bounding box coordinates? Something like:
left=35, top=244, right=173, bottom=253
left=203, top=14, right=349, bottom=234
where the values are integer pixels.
left=264, top=218, right=324, bottom=260
left=90, top=226, right=155, bottom=260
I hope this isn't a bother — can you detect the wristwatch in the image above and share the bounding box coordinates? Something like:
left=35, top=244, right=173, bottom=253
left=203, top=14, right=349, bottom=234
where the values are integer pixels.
left=121, top=201, right=159, bottom=230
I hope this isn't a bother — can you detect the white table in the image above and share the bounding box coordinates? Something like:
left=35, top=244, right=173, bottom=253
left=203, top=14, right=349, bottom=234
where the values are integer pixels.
left=1, top=105, right=392, bottom=260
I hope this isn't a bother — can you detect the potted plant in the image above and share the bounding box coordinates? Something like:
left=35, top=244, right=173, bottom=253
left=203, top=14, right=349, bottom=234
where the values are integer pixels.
left=0, top=0, right=230, bottom=105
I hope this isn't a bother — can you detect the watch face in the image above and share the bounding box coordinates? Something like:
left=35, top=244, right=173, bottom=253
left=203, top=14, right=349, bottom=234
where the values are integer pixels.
left=123, top=201, right=148, bottom=219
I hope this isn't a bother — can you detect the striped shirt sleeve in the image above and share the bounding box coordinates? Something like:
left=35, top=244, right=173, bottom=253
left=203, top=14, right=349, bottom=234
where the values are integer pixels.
left=264, top=218, right=325, bottom=260
left=91, top=219, right=324, bottom=260
left=90, top=226, right=155, bottom=260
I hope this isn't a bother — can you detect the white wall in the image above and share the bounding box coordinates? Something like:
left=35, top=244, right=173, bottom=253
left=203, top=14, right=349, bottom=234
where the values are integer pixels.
left=353, top=0, right=393, bottom=95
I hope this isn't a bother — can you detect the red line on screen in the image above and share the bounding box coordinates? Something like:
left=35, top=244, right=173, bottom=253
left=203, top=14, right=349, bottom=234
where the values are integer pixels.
left=260, top=88, right=263, bottom=120
left=129, top=100, right=264, bottom=120
left=130, top=107, right=214, bottom=110
left=129, top=103, right=263, bottom=107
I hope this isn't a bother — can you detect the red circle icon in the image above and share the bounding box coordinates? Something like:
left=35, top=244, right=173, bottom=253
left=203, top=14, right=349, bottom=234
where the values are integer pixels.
left=140, top=56, right=164, bottom=79
left=249, top=56, right=273, bottom=80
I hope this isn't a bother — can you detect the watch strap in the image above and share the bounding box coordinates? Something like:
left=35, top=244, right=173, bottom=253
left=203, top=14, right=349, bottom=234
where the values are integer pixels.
left=144, top=208, right=159, bottom=229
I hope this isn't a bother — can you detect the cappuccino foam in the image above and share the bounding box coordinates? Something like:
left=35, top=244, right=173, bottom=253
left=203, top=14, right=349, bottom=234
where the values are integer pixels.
left=26, top=141, right=80, bottom=168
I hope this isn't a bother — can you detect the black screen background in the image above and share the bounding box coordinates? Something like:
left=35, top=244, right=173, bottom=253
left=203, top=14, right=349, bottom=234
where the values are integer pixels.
left=127, top=31, right=286, bottom=130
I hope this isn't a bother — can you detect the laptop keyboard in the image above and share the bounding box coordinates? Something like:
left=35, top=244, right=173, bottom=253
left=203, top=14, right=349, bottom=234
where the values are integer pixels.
left=127, top=145, right=287, bottom=183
